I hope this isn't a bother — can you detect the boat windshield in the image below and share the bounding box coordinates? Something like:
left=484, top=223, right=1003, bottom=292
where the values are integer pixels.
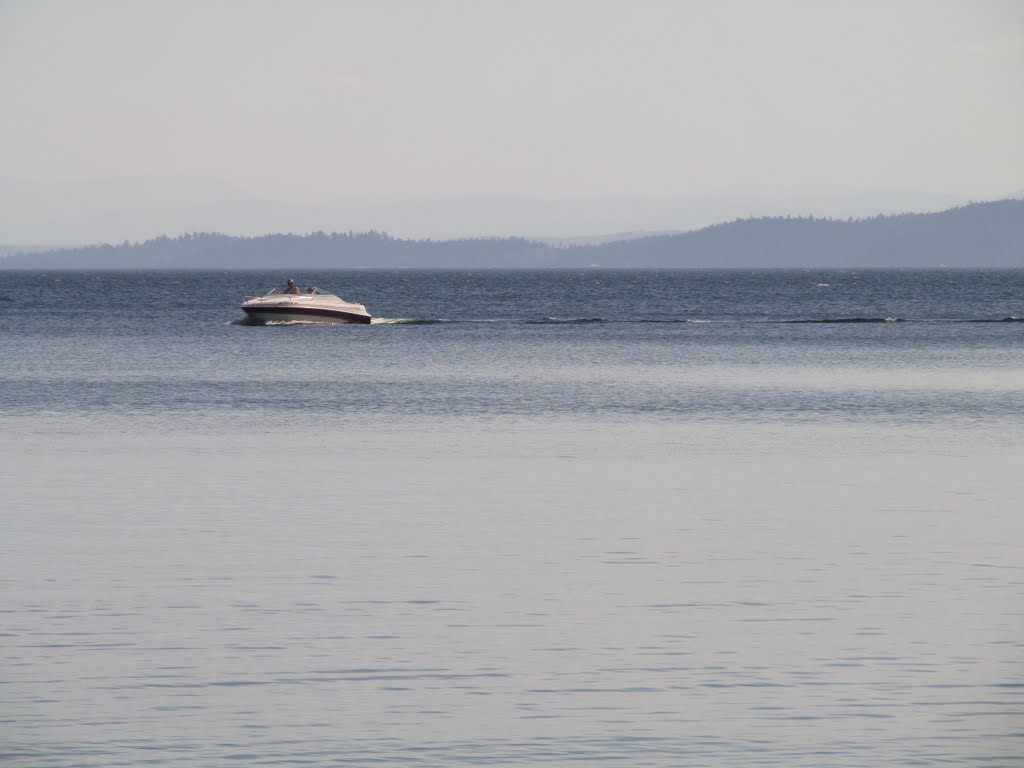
left=264, top=286, right=331, bottom=296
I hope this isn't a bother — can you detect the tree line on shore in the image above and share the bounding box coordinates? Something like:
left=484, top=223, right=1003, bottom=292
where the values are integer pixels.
left=3, top=199, right=1022, bottom=269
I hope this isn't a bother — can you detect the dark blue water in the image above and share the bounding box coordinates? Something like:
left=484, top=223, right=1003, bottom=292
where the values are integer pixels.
left=2, top=270, right=1023, bottom=767
left=2, top=269, right=1023, bottom=423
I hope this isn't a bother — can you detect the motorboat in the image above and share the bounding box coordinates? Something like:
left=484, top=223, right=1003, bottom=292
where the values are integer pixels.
left=241, top=280, right=372, bottom=324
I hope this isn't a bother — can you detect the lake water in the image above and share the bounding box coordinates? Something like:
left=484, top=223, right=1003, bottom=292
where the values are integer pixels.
left=2, top=269, right=1023, bottom=766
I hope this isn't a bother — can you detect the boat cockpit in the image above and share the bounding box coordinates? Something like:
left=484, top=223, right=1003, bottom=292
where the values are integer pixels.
left=264, top=285, right=330, bottom=296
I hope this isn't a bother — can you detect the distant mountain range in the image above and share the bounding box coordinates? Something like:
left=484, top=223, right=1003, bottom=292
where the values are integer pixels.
left=2, top=199, right=1022, bottom=269
left=0, top=175, right=992, bottom=245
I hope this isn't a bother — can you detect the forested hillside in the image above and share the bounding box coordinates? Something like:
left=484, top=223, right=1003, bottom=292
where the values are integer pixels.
left=3, top=199, right=1021, bottom=268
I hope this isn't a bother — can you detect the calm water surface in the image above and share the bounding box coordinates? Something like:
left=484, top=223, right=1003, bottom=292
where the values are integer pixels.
left=2, top=270, right=1023, bottom=766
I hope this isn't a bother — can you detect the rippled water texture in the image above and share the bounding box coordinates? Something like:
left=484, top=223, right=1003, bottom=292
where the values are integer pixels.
left=2, top=270, right=1023, bottom=766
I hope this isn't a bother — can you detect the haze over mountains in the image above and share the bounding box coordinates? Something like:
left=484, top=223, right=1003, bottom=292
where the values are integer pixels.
left=4, top=196, right=1022, bottom=270
left=0, top=175, right=991, bottom=246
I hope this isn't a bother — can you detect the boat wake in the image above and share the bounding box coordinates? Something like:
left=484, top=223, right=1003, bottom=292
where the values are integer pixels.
left=636, top=318, right=713, bottom=324
left=963, top=316, right=1024, bottom=323
left=373, top=317, right=712, bottom=325
left=528, top=317, right=609, bottom=324
left=782, top=317, right=902, bottom=324
left=373, top=318, right=462, bottom=325
left=231, top=314, right=1021, bottom=327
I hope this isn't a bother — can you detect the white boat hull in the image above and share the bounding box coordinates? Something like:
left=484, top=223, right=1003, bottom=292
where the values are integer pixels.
left=242, top=306, right=371, bottom=324
left=241, top=288, right=372, bottom=325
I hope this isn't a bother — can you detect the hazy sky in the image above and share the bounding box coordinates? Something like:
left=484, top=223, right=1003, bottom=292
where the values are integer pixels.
left=1, top=0, right=1022, bottom=203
